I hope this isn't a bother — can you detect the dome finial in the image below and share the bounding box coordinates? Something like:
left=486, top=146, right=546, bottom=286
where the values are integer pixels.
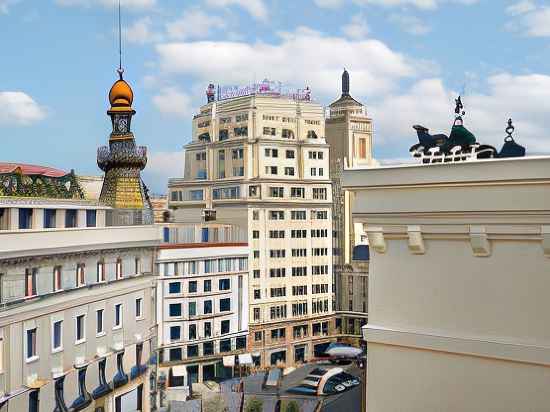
left=342, top=68, right=350, bottom=96
left=117, top=0, right=124, bottom=80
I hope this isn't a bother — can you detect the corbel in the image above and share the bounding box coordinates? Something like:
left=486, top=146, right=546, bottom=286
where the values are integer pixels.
left=469, top=225, right=491, bottom=257
left=407, top=225, right=425, bottom=255
left=366, top=227, right=386, bottom=254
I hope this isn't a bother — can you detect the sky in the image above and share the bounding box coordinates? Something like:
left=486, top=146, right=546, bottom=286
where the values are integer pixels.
left=2, top=0, right=550, bottom=193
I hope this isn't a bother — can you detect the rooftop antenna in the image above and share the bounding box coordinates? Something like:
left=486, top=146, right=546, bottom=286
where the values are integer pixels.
left=117, top=0, right=124, bottom=79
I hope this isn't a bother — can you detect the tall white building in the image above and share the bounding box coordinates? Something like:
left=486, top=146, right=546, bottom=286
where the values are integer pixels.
left=344, top=156, right=550, bottom=412
left=168, top=83, right=336, bottom=367
left=156, top=224, right=249, bottom=401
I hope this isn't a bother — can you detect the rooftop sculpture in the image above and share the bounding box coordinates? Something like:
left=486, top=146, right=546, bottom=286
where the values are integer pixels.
left=410, top=96, right=526, bottom=163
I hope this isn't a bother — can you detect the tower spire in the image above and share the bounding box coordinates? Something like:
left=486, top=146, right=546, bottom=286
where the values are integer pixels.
left=117, top=0, right=124, bottom=79
left=342, top=68, right=350, bottom=96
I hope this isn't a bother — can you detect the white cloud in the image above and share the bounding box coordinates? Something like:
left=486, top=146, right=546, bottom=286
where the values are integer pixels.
left=152, top=87, right=193, bottom=118
left=353, top=0, right=478, bottom=10
left=0, top=91, right=47, bottom=126
left=370, top=73, right=550, bottom=154
left=155, top=27, right=419, bottom=98
left=506, top=3, right=550, bottom=37
left=124, top=17, right=162, bottom=44
left=0, top=0, right=19, bottom=14
left=143, top=151, right=184, bottom=193
left=55, top=0, right=155, bottom=10
left=205, top=0, right=267, bottom=20
left=314, top=0, right=345, bottom=8
left=165, top=9, right=226, bottom=40
left=388, top=13, right=431, bottom=35
left=342, top=14, right=369, bottom=39
left=506, top=0, right=535, bottom=16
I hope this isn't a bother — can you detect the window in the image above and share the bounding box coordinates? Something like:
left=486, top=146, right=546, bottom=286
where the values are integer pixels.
left=292, top=302, right=308, bottom=317
left=282, top=129, right=294, bottom=139
left=203, top=279, right=211, bottom=292
left=19, top=208, right=34, bottom=229
left=75, top=314, right=85, bottom=343
left=234, top=126, right=248, bottom=137
left=284, top=167, right=295, bottom=176
left=263, top=127, right=276, bottom=136
left=291, top=211, right=306, bottom=220
left=269, top=268, right=286, bottom=278
left=269, top=187, right=284, bottom=198
left=53, top=266, right=62, bottom=292
left=220, top=339, right=231, bottom=353
left=188, top=281, right=197, bottom=293
left=26, top=328, right=37, bottom=361
left=212, top=186, right=240, bottom=200
left=44, top=209, right=56, bottom=228
left=170, top=326, right=180, bottom=341
left=269, top=211, right=284, bottom=220
left=254, top=289, right=261, bottom=299
left=254, top=331, right=262, bottom=341
left=96, top=309, right=104, bottom=335
left=290, top=187, right=304, bottom=198
left=134, top=257, right=141, bottom=275
left=76, top=264, right=85, bottom=287
left=249, top=185, right=260, bottom=197
left=312, top=265, right=329, bottom=275
left=319, top=168, right=324, bottom=176
left=307, top=130, right=318, bottom=139
left=220, top=116, right=231, bottom=124
left=292, top=285, right=308, bottom=296
left=114, top=304, right=123, bottom=328
left=189, top=324, right=197, bottom=340
left=52, top=320, right=63, bottom=352
left=195, top=152, right=207, bottom=161
left=270, top=287, right=286, bottom=297
left=269, top=249, right=285, bottom=258
left=216, top=279, right=230, bottom=291
left=313, top=188, right=327, bottom=200
left=311, top=168, right=317, bottom=176
left=190, top=190, right=204, bottom=200
left=253, top=250, right=260, bottom=259
left=97, top=261, right=105, bottom=282
left=221, top=320, right=230, bottom=334
left=253, top=308, right=260, bottom=321
left=311, top=229, right=328, bottom=238
left=292, top=248, right=307, bottom=257
left=25, top=268, right=37, bottom=297
left=269, top=305, right=287, bottom=320
left=187, top=345, right=199, bottom=358
left=203, top=300, right=212, bottom=314
left=204, top=322, right=212, bottom=338
left=253, top=270, right=260, bottom=278
left=220, top=298, right=231, bottom=312
left=86, top=210, right=97, bottom=227
left=232, top=149, right=243, bottom=160
left=252, top=230, right=260, bottom=239
left=169, top=303, right=181, bottom=317
left=265, top=166, right=278, bottom=175
left=219, top=129, right=229, bottom=141
left=359, top=138, right=368, bottom=158
left=291, top=229, right=307, bottom=238
left=116, top=258, right=123, bottom=279
left=65, top=209, right=77, bottom=228
left=236, top=113, right=248, bottom=122
left=203, top=341, right=214, bottom=355
left=292, top=266, right=307, bottom=277
left=135, top=298, right=143, bottom=319
left=233, top=166, right=245, bottom=177
left=188, top=302, right=197, bottom=317
left=170, top=348, right=182, bottom=361
left=313, top=210, right=328, bottom=220
left=169, top=282, right=181, bottom=294
left=252, top=210, right=259, bottom=220
left=236, top=336, right=247, bottom=349
left=285, top=150, right=295, bottom=158
left=269, top=230, right=285, bottom=239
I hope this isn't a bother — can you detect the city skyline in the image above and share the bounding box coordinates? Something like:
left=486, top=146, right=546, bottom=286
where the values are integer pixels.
left=2, top=0, right=550, bottom=192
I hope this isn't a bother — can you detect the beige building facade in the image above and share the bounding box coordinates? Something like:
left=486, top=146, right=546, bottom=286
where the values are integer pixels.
left=168, top=91, right=336, bottom=367
left=344, top=156, right=550, bottom=412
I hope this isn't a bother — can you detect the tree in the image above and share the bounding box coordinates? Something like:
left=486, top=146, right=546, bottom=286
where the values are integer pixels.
left=245, top=397, right=263, bottom=412
left=284, top=400, right=300, bottom=412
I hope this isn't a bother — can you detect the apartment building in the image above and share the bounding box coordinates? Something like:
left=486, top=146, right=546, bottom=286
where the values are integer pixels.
left=0, top=164, right=158, bottom=412
left=168, top=84, right=335, bottom=367
left=156, top=224, right=250, bottom=402
left=344, top=156, right=550, bottom=412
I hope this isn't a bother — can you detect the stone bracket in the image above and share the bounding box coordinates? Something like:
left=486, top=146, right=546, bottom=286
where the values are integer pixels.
left=407, top=225, right=425, bottom=255
left=470, top=225, right=491, bottom=257
left=366, top=227, right=386, bottom=254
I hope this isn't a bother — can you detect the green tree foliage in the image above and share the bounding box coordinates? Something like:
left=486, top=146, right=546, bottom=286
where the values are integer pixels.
left=284, top=400, right=300, bottom=412
left=245, top=397, right=263, bottom=412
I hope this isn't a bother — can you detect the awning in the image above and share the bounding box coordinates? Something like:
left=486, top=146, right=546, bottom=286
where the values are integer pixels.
left=172, top=365, right=187, bottom=377
left=238, top=353, right=253, bottom=365
left=223, top=355, right=235, bottom=367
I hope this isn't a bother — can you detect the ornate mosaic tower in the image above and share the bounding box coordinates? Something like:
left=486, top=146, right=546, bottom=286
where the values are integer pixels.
left=98, top=69, right=150, bottom=211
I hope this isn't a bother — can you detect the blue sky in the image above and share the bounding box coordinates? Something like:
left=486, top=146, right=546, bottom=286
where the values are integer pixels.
left=2, top=0, right=550, bottom=192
